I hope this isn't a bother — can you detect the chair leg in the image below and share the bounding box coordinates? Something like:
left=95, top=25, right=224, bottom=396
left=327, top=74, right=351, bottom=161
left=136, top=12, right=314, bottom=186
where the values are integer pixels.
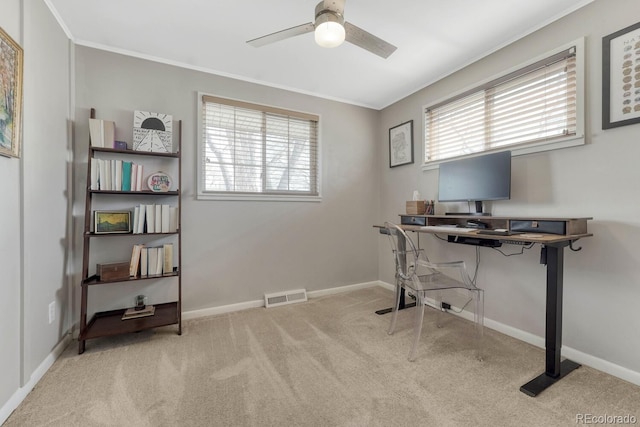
left=388, top=279, right=402, bottom=335
left=408, top=294, right=426, bottom=362
left=434, top=291, right=443, bottom=328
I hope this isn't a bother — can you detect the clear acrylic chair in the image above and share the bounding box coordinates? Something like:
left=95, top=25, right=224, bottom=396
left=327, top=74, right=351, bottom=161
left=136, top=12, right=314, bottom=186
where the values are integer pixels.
left=384, top=221, right=484, bottom=361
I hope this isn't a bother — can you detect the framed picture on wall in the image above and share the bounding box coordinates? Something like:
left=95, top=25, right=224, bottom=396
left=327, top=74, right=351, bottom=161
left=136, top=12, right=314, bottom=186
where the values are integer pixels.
left=602, top=21, right=640, bottom=129
left=389, top=120, right=413, bottom=167
left=0, top=26, right=24, bottom=158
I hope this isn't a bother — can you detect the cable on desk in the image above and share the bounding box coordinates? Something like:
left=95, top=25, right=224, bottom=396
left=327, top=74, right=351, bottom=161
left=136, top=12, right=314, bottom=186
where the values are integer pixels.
left=434, top=234, right=448, bottom=242
left=491, top=242, right=535, bottom=257
left=471, top=246, right=480, bottom=286
left=414, top=232, right=431, bottom=262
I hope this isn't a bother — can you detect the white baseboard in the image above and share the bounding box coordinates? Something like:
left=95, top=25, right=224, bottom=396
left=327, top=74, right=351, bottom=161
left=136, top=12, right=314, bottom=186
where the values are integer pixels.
left=307, top=281, right=382, bottom=298
left=0, top=333, right=72, bottom=425
left=374, top=280, right=395, bottom=292
left=182, top=299, right=265, bottom=320
left=486, top=316, right=640, bottom=386
left=182, top=281, right=382, bottom=320
left=561, top=346, right=640, bottom=387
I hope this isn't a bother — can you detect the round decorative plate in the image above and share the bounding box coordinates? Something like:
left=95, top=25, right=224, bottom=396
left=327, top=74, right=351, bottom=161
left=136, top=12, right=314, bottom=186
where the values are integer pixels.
left=147, top=171, right=172, bottom=192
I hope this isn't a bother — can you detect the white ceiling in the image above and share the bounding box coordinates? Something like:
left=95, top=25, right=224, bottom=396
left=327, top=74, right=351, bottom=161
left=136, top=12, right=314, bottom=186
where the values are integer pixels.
left=45, top=0, right=593, bottom=110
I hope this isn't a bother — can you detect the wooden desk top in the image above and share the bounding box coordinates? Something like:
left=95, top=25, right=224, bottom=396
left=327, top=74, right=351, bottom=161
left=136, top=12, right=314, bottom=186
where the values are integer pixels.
left=412, top=214, right=593, bottom=221
left=376, top=214, right=593, bottom=245
left=398, top=224, right=592, bottom=244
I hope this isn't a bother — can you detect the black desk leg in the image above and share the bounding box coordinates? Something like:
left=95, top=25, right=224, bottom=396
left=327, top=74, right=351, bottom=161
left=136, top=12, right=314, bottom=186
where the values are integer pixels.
left=520, top=243, right=581, bottom=397
left=376, top=230, right=416, bottom=315
left=375, top=288, right=416, bottom=315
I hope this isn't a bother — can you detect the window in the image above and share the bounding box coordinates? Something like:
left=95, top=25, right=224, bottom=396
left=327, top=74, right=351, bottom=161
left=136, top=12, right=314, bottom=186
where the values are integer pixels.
left=424, top=40, right=583, bottom=165
left=198, top=95, right=319, bottom=200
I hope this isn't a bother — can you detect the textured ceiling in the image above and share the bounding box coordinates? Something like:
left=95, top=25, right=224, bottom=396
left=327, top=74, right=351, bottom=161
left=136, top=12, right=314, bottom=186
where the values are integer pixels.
left=46, top=0, right=593, bottom=109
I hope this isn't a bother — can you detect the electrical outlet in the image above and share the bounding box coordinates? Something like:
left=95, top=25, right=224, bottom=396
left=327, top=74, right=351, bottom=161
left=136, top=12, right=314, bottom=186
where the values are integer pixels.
left=48, top=301, right=55, bottom=324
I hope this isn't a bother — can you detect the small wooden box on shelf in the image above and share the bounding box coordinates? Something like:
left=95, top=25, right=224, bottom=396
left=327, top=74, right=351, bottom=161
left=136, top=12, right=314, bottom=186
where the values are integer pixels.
left=96, top=262, right=130, bottom=282
left=78, top=108, right=183, bottom=354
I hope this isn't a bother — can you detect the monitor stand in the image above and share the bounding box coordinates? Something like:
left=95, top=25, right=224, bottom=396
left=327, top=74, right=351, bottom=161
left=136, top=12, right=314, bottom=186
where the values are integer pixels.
left=445, top=201, right=492, bottom=216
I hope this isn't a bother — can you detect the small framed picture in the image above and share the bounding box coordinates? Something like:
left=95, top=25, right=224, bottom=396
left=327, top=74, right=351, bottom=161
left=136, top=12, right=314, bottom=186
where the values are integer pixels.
left=94, top=210, right=132, bottom=234
left=602, top=21, right=640, bottom=129
left=389, top=120, right=414, bottom=167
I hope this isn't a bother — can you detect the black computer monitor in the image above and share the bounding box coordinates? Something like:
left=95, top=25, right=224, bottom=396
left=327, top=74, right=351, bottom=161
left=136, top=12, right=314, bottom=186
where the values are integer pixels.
left=437, top=151, right=511, bottom=216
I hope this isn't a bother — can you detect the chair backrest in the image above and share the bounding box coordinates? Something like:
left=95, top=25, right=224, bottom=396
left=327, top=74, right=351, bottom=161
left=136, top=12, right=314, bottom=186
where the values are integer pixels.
left=383, top=222, right=477, bottom=290
left=384, top=222, right=420, bottom=280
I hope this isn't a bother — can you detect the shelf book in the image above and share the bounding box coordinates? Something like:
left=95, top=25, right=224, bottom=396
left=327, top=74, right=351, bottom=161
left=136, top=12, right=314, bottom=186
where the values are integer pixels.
left=132, top=204, right=178, bottom=234
left=90, top=158, right=144, bottom=191
left=135, top=243, right=173, bottom=277
left=89, top=118, right=115, bottom=148
left=129, top=244, right=144, bottom=277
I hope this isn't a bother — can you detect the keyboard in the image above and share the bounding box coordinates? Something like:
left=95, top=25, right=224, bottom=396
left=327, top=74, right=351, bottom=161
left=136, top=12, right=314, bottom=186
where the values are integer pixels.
left=476, top=229, right=524, bottom=236
left=420, top=225, right=477, bottom=233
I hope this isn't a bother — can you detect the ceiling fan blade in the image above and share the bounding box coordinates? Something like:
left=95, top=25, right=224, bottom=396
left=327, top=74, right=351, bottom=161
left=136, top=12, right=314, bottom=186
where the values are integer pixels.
left=344, top=21, right=397, bottom=59
left=247, top=23, right=315, bottom=47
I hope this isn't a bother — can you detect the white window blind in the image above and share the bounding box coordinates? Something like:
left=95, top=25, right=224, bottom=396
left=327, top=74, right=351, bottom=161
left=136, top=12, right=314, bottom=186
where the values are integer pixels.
left=200, top=95, right=319, bottom=197
left=425, top=47, right=577, bottom=163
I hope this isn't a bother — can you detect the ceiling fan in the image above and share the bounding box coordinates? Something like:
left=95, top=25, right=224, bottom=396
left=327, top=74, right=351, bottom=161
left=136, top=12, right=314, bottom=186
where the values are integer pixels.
left=246, top=0, right=397, bottom=59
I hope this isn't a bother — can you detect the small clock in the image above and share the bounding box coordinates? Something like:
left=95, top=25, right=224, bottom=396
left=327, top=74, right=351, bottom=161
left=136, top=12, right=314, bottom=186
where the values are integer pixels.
left=133, top=111, right=173, bottom=153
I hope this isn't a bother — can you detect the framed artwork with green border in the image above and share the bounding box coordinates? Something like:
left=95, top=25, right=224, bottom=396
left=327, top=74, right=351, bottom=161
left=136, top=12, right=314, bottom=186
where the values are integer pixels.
left=0, top=26, right=24, bottom=158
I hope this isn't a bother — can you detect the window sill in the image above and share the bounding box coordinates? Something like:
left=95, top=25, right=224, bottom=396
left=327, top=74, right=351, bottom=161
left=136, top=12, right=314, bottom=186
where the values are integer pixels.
left=421, top=134, right=585, bottom=171
left=197, top=192, right=322, bottom=202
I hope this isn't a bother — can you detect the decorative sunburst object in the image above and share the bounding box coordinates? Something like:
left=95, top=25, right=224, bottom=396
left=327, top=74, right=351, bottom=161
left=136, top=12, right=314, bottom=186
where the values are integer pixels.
left=132, top=111, right=172, bottom=153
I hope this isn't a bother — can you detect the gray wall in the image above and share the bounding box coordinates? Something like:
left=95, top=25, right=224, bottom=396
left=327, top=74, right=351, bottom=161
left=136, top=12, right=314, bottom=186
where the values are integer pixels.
left=378, top=0, right=640, bottom=381
left=0, top=0, right=23, bottom=412
left=73, top=48, right=381, bottom=316
left=0, top=0, right=71, bottom=421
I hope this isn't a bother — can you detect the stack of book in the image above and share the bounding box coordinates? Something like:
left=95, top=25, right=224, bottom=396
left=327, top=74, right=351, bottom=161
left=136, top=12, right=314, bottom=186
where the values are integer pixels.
left=121, top=305, right=155, bottom=320
left=129, top=243, right=174, bottom=277
left=132, top=204, right=178, bottom=234
left=90, top=158, right=144, bottom=192
left=89, top=119, right=115, bottom=148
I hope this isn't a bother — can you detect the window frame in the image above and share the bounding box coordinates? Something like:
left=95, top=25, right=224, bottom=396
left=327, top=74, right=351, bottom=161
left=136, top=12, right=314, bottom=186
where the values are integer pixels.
left=197, top=93, right=322, bottom=202
left=422, top=38, right=585, bottom=170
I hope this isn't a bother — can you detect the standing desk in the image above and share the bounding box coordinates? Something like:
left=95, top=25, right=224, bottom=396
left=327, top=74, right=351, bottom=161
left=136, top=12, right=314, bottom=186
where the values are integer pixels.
left=376, top=215, right=592, bottom=397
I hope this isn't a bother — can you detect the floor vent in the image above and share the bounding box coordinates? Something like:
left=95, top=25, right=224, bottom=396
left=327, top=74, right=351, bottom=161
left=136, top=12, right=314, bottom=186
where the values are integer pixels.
left=264, top=289, right=308, bottom=308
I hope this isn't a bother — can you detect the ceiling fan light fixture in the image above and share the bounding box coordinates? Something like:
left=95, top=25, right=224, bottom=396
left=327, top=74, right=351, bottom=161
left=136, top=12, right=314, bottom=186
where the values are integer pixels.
left=314, top=12, right=345, bottom=48
left=247, top=0, right=396, bottom=58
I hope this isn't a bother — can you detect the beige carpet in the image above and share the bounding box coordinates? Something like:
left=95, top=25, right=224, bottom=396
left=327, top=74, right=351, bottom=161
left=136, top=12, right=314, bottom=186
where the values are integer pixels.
left=5, top=287, right=639, bottom=426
